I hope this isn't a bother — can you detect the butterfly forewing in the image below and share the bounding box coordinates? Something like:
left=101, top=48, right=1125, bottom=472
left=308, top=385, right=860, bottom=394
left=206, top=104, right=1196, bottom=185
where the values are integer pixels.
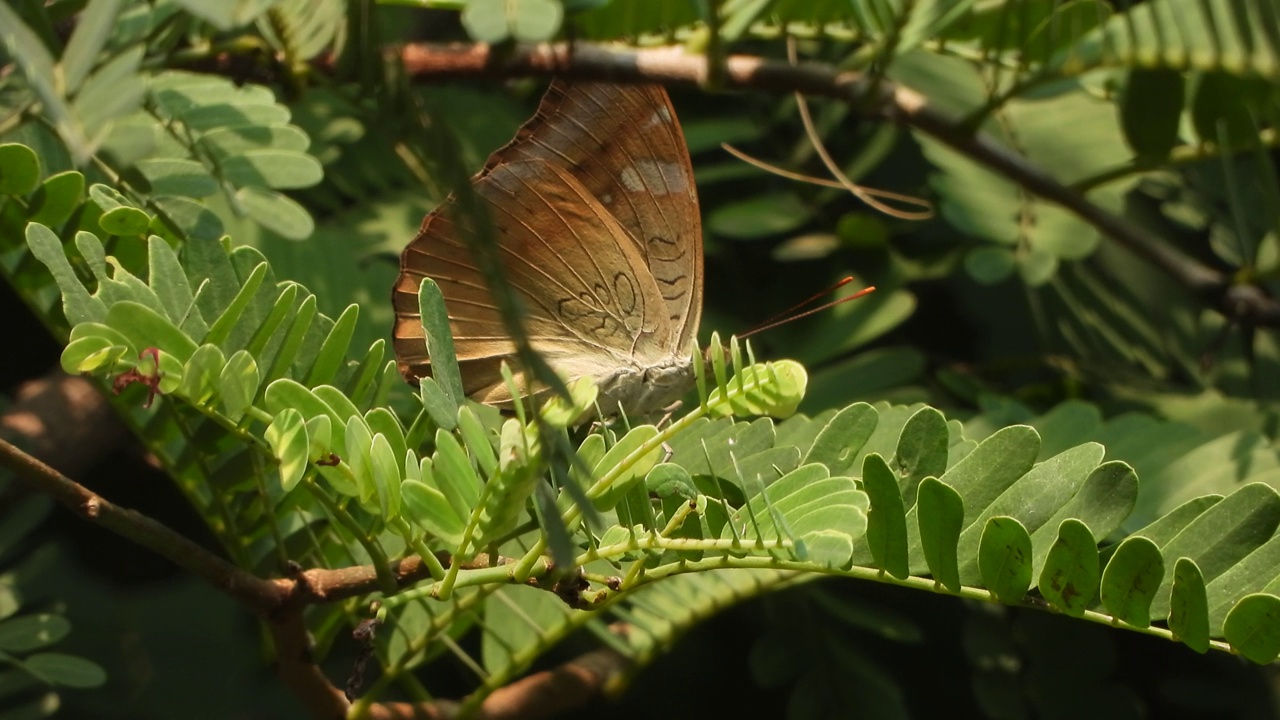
left=394, top=82, right=703, bottom=413
left=499, top=82, right=703, bottom=349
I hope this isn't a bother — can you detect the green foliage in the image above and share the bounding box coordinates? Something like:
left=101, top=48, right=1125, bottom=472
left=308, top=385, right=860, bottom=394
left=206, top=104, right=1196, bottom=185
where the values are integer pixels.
left=3, top=0, right=1280, bottom=717
left=0, top=476, right=106, bottom=716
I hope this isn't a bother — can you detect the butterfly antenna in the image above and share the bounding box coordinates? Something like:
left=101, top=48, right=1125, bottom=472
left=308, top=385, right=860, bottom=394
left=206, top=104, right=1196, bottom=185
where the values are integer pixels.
left=739, top=280, right=876, bottom=340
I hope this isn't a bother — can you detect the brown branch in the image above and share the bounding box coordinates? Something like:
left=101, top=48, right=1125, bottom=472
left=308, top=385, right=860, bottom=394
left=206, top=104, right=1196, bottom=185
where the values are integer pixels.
left=380, top=42, right=1279, bottom=326
left=366, top=646, right=632, bottom=720
left=0, top=436, right=285, bottom=611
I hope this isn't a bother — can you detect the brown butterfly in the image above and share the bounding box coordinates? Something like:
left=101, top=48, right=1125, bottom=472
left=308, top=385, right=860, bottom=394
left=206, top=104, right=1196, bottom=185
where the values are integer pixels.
left=392, top=81, right=703, bottom=417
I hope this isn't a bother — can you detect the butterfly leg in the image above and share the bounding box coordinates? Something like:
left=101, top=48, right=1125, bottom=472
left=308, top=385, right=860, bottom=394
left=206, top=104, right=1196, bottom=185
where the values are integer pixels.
left=654, top=399, right=684, bottom=428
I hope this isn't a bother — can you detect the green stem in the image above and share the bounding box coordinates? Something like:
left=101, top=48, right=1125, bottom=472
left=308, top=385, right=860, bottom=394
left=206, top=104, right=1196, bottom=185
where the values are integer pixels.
left=303, top=478, right=398, bottom=596
left=392, top=517, right=447, bottom=580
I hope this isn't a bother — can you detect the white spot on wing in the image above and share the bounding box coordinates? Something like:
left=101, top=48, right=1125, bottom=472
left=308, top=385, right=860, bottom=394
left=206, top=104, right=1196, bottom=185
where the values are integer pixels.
left=620, top=168, right=643, bottom=192
left=644, top=106, right=674, bottom=128
left=618, top=161, right=686, bottom=196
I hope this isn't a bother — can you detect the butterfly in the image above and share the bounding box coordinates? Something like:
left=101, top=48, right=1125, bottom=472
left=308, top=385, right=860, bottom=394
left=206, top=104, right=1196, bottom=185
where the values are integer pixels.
left=392, top=81, right=703, bottom=417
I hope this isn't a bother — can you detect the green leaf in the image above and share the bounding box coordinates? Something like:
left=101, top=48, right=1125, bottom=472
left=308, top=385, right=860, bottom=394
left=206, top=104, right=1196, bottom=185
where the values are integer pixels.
left=262, top=293, right=316, bottom=383
left=456, top=405, right=497, bottom=478
left=106, top=301, right=199, bottom=362
left=917, top=477, right=964, bottom=592
left=135, top=158, right=219, bottom=198
left=0, top=2, right=89, bottom=162
left=88, top=183, right=132, bottom=212
left=1119, top=68, right=1184, bottom=159
left=266, top=408, right=309, bottom=492
left=433, top=428, right=482, bottom=523
left=235, top=186, right=315, bottom=240
left=892, top=406, right=950, bottom=507
left=218, top=350, right=259, bottom=421
left=416, top=279, right=463, bottom=406
left=403, top=476, right=466, bottom=545
left=592, top=425, right=662, bottom=511
left=1223, top=594, right=1280, bottom=664
left=305, top=304, right=357, bottom=386
left=0, top=144, right=41, bottom=196
left=61, top=336, right=127, bottom=374
left=1132, top=495, right=1222, bottom=547
left=476, top=419, right=539, bottom=545
left=98, top=204, right=150, bottom=236
left=0, top=615, right=71, bottom=653
left=151, top=195, right=224, bottom=241
left=707, top=191, right=812, bottom=240
left=964, top=246, right=1016, bottom=285
left=907, top=424, right=1040, bottom=571
left=511, top=0, right=564, bottom=41
left=369, top=433, right=402, bottom=519
left=203, top=261, right=268, bottom=350
left=1151, top=483, right=1280, bottom=620
left=364, top=408, right=407, bottom=471
left=461, top=0, right=509, bottom=42
left=419, top=378, right=458, bottom=431
left=21, top=653, right=106, bottom=688
left=1038, top=519, right=1099, bottom=617
left=937, top=424, right=1040, bottom=518
left=956, top=443, right=1105, bottom=585
left=803, top=530, right=856, bottom=568
left=482, top=586, right=569, bottom=675
left=1017, top=247, right=1058, bottom=286
left=28, top=171, right=85, bottom=228
left=198, top=124, right=310, bottom=156
left=0, top=3, right=56, bottom=100
left=740, top=465, right=866, bottom=547
left=1190, top=72, right=1268, bottom=147
left=61, top=0, right=122, bottom=91
left=178, top=343, right=226, bottom=406
left=147, top=236, right=207, bottom=335
left=172, top=0, right=276, bottom=30
left=802, top=402, right=878, bottom=475
left=180, top=101, right=291, bottom=131
left=1168, top=558, right=1210, bottom=654
left=265, top=380, right=345, bottom=449
left=1206, top=532, right=1280, bottom=635
left=1100, top=535, right=1164, bottom=628
left=706, top=361, right=808, bottom=419
left=220, top=149, right=323, bottom=189
left=859, top=453, right=909, bottom=579
left=70, top=44, right=146, bottom=129
left=978, top=517, right=1033, bottom=604
left=344, top=416, right=375, bottom=505
left=1028, top=460, right=1137, bottom=580
left=646, top=463, right=697, bottom=500
left=306, top=414, right=332, bottom=460
left=538, top=376, right=597, bottom=428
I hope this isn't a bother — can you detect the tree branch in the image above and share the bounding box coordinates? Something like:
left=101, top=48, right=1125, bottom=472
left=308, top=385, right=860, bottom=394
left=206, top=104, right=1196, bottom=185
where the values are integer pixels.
left=0, top=436, right=285, bottom=611
left=381, top=42, right=1278, bottom=325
